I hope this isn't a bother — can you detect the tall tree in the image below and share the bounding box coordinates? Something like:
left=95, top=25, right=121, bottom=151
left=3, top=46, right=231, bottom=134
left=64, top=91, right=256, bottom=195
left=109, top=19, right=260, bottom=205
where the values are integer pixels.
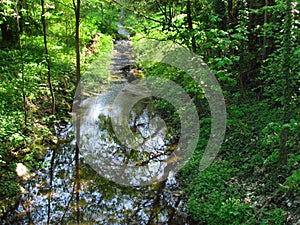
left=74, top=0, right=81, bottom=86
left=16, top=0, right=27, bottom=127
left=279, top=0, right=293, bottom=168
left=186, top=0, right=197, bottom=54
left=213, top=0, right=228, bottom=30
left=73, top=0, right=81, bottom=223
left=41, top=0, right=55, bottom=115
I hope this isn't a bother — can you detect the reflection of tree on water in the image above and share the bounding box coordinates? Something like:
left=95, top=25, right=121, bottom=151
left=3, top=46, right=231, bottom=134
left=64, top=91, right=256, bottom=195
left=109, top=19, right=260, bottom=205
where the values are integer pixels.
left=80, top=91, right=180, bottom=186
left=3, top=129, right=192, bottom=224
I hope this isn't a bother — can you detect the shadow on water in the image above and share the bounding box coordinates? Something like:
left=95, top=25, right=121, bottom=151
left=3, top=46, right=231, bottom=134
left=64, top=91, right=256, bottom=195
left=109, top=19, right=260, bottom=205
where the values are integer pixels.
left=2, top=17, right=196, bottom=225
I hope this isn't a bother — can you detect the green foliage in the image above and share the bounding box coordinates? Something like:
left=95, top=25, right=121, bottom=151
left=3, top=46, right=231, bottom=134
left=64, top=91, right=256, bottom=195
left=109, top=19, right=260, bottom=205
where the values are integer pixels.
left=185, top=162, right=255, bottom=224
left=258, top=1, right=300, bottom=105
left=0, top=182, right=20, bottom=198
left=260, top=208, right=287, bottom=225
left=81, top=0, right=119, bottom=37
left=285, top=169, right=300, bottom=195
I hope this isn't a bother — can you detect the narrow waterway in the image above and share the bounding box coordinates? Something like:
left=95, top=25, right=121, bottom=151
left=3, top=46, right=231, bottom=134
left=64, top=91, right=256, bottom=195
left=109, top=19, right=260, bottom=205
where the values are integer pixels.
left=2, top=21, right=194, bottom=225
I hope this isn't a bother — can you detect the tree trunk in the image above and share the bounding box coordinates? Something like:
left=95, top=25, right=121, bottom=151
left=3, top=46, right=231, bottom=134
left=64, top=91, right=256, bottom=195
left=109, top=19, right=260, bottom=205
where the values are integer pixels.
left=19, top=0, right=23, bottom=33
left=73, top=0, right=81, bottom=223
left=41, top=0, right=55, bottom=115
left=186, top=0, right=197, bottom=54
left=213, top=0, right=228, bottom=30
left=16, top=0, right=27, bottom=127
left=279, top=0, right=292, bottom=168
left=228, top=0, right=234, bottom=27
left=262, top=0, right=268, bottom=60
left=74, top=0, right=81, bottom=86
left=0, top=22, right=13, bottom=41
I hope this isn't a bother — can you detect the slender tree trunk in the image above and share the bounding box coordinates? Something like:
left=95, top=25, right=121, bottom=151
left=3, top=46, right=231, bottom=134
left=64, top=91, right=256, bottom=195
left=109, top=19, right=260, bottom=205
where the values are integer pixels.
left=73, top=0, right=81, bottom=223
left=74, top=0, right=81, bottom=86
left=19, top=0, right=23, bottom=33
left=41, top=0, right=55, bottom=114
left=243, top=0, right=266, bottom=91
left=186, top=0, right=197, bottom=54
left=228, top=0, right=234, bottom=27
left=0, top=22, right=13, bottom=41
left=16, top=0, right=27, bottom=127
left=262, top=0, right=268, bottom=60
left=279, top=0, right=292, bottom=167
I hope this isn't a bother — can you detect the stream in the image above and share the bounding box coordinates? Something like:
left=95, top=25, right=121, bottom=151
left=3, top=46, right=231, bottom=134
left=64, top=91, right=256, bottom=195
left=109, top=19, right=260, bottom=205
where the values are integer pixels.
left=2, top=20, right=195, bottom=225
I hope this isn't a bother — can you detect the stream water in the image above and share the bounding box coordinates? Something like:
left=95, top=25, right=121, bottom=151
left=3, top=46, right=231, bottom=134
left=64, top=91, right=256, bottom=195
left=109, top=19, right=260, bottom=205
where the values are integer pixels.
left=2, top=21, right=195, bottom=225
